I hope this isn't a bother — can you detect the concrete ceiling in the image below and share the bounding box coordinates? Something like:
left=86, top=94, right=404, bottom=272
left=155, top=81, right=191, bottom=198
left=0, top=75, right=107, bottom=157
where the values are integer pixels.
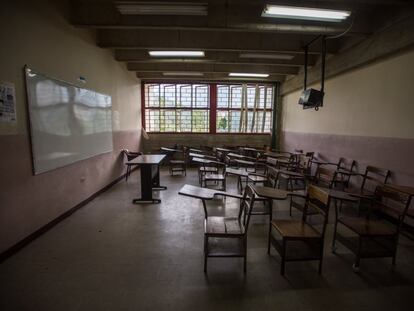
left=70, top=0, right=414, bottom=82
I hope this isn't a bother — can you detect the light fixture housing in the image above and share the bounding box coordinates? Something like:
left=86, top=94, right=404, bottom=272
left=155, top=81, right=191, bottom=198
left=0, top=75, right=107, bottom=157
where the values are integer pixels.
left=229, top=73, right=269, bottom=78
left=149, top=51, right=205, bottom=57
left=116, top=1, right=208, bottom=16
left=163, top=72, right=204, bottom=76
left=262, top=4, right=351, bottom=22
left=239, top=53, right=295, bottom=60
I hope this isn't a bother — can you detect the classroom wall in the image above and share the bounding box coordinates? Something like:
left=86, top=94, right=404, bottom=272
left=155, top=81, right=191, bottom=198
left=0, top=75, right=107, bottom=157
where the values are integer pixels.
left=280, top=49, right=414, bottom=185
left=0, top=0, right=141, bottom=254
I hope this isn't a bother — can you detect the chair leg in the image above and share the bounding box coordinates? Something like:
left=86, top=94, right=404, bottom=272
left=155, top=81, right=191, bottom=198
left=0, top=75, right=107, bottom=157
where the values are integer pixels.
left=281, top=240, right=286, bottom=275
left=243, top=238, right=247, bottom=273
left=318, top=242, right=324, bottom=274
left=267, top=222, right=272, bottom=254
left=353, top=238, right=361, bottom=272
left=332, top=220, right=338, bottom=253
left=204, top=236, right=208, bottom=273
left=126, top=166, right=130, bottom=181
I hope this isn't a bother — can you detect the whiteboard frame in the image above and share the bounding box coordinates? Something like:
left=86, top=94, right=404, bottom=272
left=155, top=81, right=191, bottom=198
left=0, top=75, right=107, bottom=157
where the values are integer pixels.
left=24, top=65, right=114, bottom=175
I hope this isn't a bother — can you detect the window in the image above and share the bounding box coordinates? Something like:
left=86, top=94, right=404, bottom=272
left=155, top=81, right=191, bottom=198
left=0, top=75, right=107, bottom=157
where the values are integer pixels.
left=217, top=84, right=273, bottom=133
left=143, top=82, right=274, bottom=134
left=144, top=83, right=210, bottom=133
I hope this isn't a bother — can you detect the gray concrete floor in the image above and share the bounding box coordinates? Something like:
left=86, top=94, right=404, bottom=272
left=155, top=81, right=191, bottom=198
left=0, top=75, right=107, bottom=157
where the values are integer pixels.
left=1, top=168, right=414, bottom=311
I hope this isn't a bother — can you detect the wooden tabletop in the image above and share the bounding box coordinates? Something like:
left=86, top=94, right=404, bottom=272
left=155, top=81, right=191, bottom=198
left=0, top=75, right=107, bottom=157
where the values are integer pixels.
left=235, top=159, right=256, bottom=166
left=188, top=148, right=206, bottom=154
left=215, top=147, right=233, bottom=152
left=278, top=169, right=304, bottom=178
left=251, top=185, right=291, bottom=200
left=227, top=153, right=256, bottom=161
left=189, top=153, right=216, bottom=160
left=127, top=154, right=166, bottom=165
left=264, top=152, right=290, bottom=159
left=192, top=157, right=223, bottom=165
left=318, top=187, right=359, bottom=202
left=385, top=184, right=414, bottom=196
left=160, top=147, right=182, bottom=153
left=226, top=167, right=249, bottom=177
left=178, top=184, right=243, bottom=200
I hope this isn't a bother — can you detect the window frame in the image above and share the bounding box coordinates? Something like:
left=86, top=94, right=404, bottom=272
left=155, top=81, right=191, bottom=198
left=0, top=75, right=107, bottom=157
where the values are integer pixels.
left=141, top=81, right=276, bottom=135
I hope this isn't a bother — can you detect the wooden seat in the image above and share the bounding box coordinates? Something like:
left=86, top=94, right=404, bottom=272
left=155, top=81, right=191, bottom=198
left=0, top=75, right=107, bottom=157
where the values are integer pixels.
left=269, top=185, right=331, bottom=275
left=332, top=185, right=412, bottom=271
left=271, top=219, right=320, bottom=238
left=338, top=217, right=396, bottom=236
left=204, top=185, right=257, bottom=273
left=205, top=217, right=245, bottom=236
left=202, top=162, right=226, bottom=191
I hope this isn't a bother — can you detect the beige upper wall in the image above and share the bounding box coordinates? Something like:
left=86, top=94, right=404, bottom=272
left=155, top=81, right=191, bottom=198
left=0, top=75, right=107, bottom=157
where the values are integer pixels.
left=0, top=0, right=141, bottom=136
left=281, top=49, right=414, bottom=139
left=0, top=0, right=142, bottom=253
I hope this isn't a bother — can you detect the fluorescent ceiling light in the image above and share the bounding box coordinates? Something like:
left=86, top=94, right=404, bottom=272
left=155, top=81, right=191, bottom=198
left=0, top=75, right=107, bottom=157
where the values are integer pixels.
left=262, top=5, right=351, bottom=22
left=163, top=72, right=204, bottom=76
left=149, top=51, right=205, bottom=57
left=229, top=73, right=269, bottom=78
left=239, top=53, right=294, bottom=60
left=116, top=2, right=208, bottom=16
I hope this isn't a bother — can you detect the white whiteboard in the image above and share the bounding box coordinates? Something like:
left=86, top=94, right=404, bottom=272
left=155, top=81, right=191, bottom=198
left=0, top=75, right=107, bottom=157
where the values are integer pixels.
left=25, top=67, right=113, bottom=174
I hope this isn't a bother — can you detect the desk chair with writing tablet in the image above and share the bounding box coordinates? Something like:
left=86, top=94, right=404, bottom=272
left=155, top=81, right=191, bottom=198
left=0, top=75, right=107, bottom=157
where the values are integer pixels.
left=332, top=185, right=411, bottom=271
left=204, top=185, right=257, bottom=273
left=169, top=148, right=187, bottom=176
left=202, top=162, right=226, bottom=191
left=269, top=185, right=331, bottom=275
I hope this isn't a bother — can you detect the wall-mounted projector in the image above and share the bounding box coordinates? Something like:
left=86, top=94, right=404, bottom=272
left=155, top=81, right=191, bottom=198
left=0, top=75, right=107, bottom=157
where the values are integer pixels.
left=298, top=88, right=324, bottom=110
left=298, top=36, right=327, bottom=111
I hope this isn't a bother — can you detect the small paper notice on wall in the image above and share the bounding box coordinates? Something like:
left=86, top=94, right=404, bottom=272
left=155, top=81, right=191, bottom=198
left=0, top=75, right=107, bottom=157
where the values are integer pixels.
left=0, top=82, right=17, bottom=122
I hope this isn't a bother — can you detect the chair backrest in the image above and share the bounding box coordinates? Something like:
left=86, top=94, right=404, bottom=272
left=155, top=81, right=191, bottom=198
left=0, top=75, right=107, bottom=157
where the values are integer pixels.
left=338, top=157, right=356, bottom=172
left=374, top=185, right=412, bottom=226
left=122, top=149, right=141, bottom=161
left=315, top=166, right=337, bottom=188
left=299, top=153, right=313, bottom=171
left=303, top=185, right=331, bottom=237
left=266, top=157, right=278, bottom=167
left=361, top=166, right=390, bottom=191
left=267, top=166, right=280, bottom=188
left=305, top=151, right=315, bottom=159
left=239, top=185, right=257, bottom=235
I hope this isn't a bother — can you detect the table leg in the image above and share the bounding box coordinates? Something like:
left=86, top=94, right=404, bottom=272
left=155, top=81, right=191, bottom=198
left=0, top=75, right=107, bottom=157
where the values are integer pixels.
left=152, top=165, right=167, bottom=190
left=133, top=164, right=162, bottom=204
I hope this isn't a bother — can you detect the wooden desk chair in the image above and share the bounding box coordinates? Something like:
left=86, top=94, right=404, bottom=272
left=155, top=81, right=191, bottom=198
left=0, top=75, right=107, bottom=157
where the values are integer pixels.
left=345, top=165, right=390, bottom=214
left=267, top=166, right=281, bottom=189
left=345, top=165, right=390, bottom=197
left=203, top=185, right=256, bottom=273
left=269, top=185, right=331, bottom=275
left=314, top=166, right=339, bottom=189
left=288, top=166, right=339, bottom=217
left=334, top=158, right=357, bottom=188
left=169, top=148, right=187, bottom=176
left=202, top=162, right=226, bottom=191
left=198, top=160, right=219, bottom=185
left=122, top=149, right=142, bottom=181
left=332, top=185, right=411, bottom=271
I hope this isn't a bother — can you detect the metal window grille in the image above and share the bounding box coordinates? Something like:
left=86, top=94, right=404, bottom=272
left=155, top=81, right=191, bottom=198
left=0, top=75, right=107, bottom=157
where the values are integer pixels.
left=144, top=83, right=210, bottom=133
left=216, top=84, right=274, bottom=133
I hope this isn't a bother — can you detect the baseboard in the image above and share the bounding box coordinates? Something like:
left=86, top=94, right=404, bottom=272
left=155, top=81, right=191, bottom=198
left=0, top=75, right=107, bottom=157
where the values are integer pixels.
left=0, top=167, right=139, bottom=263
